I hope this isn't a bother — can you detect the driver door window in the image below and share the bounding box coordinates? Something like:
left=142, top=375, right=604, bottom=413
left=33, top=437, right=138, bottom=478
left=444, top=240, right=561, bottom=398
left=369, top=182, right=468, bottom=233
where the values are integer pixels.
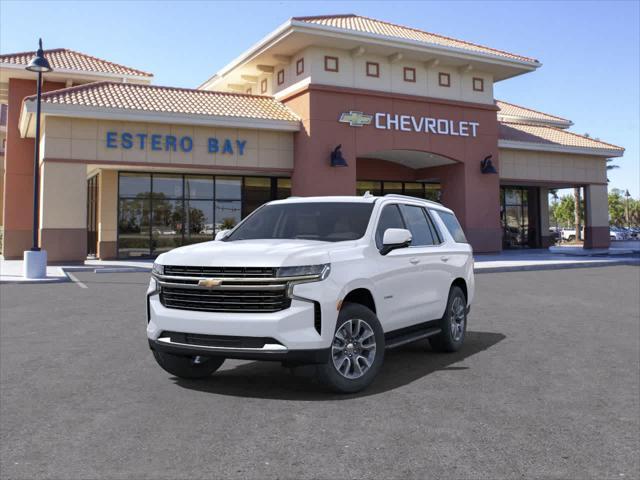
left=375, top=204, right=405, bottom=249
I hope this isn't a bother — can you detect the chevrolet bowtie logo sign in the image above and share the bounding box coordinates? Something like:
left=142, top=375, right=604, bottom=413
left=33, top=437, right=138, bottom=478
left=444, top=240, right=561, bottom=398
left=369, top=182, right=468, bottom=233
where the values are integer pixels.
left=339, top=111, right=373, bottom=127
left=198, top=278, right=223, bottom=288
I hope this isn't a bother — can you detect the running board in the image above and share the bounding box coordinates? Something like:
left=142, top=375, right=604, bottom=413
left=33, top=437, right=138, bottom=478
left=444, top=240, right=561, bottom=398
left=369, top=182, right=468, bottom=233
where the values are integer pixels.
left=385, top=327, right=442, bottom=349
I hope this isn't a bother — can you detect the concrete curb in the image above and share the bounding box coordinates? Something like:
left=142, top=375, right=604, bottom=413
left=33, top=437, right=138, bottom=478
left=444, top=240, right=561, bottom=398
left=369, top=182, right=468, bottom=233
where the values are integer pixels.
left=475, top=258, right=640, bottom=274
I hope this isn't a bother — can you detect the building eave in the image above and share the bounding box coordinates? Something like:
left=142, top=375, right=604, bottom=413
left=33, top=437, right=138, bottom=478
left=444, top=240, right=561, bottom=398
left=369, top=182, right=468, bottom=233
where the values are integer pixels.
left=497, top=114, right=573, bottom=129
left=0, top=61, right=153, bottom=83
left=498, top=139, right=624, bottom=158
left=19, top=100, right=301, bottom=138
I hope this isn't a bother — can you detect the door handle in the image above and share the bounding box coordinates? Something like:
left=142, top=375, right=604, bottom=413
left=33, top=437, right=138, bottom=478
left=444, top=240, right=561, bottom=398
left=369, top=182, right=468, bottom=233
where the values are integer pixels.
left=409, top=258, right=420, bottom=265
left=440, top=256, right=450, bottom=262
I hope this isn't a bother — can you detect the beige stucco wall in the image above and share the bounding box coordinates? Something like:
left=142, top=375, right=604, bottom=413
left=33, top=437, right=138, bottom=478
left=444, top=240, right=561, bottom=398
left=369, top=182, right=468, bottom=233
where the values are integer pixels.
left=39, top=161, right=86, bottom=229
left=585, top=184, right=609, bottom=228
left=499, top=149, right=607, bottom=184
left=98, top=169, right=118, bottom=243
left=272, top=46, right=494, bottom=104
left=42, top=117, right=294, bottom=170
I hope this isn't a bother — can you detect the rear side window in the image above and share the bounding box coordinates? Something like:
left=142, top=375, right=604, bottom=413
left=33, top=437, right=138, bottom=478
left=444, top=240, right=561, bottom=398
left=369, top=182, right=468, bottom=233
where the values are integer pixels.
left=375, top=204, right=405, bottom=248
left=433, top=210, right=467, bottom=243
left=399, top=204, right=436, bottom=246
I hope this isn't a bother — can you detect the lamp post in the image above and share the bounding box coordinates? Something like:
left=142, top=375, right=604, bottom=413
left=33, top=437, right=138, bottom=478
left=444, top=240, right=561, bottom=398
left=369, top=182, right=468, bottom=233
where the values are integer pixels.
left=625, top=189, right=631, bottom=230
left=23, top=39, right=52, bottom=279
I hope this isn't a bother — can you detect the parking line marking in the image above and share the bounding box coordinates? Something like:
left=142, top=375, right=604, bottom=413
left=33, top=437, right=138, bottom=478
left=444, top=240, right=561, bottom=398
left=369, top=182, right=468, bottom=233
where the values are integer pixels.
left=67, top=272, right=88, bottom=289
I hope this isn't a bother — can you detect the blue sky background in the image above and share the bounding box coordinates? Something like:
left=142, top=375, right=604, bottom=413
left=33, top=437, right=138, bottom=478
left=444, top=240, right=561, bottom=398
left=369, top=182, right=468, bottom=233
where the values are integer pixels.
left=1, top=0, right=638, bottom=197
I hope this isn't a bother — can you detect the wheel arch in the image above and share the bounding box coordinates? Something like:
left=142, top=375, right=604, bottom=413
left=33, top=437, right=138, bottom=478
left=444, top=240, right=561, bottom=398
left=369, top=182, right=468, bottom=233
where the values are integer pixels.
left=451, top=277, right=468, bottom=302
left=342, top=287, right=377, bottom=313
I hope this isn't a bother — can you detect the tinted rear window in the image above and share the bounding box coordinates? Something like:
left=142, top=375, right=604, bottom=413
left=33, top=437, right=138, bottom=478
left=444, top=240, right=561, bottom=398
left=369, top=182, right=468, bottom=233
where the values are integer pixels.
left=434, top=210, right=467, bottom=243
left=226, top=202, right=374, bottom=242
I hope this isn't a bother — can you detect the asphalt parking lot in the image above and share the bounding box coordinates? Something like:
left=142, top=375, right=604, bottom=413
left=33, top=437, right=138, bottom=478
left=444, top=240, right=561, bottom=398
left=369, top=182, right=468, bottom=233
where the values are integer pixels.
left=1, top=266, right=639, bottom=480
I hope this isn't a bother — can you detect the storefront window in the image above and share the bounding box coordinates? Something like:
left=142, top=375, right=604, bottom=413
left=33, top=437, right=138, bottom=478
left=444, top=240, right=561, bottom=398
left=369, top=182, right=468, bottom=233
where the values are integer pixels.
left=276, top=178, right=291, bottom=199
left=117, top=173, right=289, bottom=258
left=243, top=177, right=272, bottom=216
left=356, top=180, right=440, bottom=201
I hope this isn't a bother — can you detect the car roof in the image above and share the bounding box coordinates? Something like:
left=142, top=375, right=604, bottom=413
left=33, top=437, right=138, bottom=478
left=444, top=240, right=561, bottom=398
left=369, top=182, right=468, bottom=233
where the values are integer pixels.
left=268, top=194, right=453, bottom=213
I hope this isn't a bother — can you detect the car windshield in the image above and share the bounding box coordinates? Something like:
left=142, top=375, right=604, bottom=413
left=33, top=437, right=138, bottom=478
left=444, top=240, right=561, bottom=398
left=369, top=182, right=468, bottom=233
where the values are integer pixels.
left=225, top=202, right=374, bottom=242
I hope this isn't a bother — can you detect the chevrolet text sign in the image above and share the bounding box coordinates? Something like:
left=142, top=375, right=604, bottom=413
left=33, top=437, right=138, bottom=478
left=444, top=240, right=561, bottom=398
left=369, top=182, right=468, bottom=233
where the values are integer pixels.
left=339, top=111, right=479, bottom=137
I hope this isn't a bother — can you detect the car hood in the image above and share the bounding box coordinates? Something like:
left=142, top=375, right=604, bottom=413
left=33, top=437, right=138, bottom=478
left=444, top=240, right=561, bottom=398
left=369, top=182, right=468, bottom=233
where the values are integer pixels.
left=156, top=239, right=357, bottom=267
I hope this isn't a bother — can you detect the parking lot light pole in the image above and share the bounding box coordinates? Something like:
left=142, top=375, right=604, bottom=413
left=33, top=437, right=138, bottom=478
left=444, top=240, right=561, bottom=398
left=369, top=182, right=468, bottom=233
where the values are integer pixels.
left=624, top=189, right=631, bottom=229
left=23, top=39, right=52, bottom=279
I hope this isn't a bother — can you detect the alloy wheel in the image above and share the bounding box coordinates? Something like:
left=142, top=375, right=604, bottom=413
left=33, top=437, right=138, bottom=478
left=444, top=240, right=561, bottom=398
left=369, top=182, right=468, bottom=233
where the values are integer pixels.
left=331, top=318, right=377, bottom=379
left=450, top=296, right=466, bottom=342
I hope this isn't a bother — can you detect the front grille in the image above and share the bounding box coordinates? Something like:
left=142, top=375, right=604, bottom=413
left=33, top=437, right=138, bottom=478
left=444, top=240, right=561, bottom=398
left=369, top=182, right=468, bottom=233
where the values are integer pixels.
left=160, top=286, right=291, bottom=313
left=160, top=331, right=281, bottom=349
left=164, top=266, right=277, bottom=278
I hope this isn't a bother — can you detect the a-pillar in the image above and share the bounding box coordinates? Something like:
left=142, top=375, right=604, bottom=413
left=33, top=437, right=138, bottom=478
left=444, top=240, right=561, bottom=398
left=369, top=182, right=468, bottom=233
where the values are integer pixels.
left=584, top=184, right=610, bottom=249
left=98, top=170, right=118, bottom=259
left=539, top=188, right=553, bottom=247
left=39, top=161, right=87, bottom=262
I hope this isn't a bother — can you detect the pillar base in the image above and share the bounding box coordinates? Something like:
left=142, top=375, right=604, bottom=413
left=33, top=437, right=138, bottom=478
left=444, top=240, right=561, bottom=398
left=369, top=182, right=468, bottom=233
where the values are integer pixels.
left=584, top=226, right=610, bottom=249
left=23, top=249, right=47, bottom=279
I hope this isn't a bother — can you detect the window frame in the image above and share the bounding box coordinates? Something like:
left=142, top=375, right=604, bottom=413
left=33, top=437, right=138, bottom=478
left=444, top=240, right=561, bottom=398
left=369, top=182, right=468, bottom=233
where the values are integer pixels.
left=366, top=61, right=380, bottom=78
left=403, top=67, right=416, bottom=83
left=277, top=69, right=284, bottom=85
left=472, top=77, right=484, bottom=92
left=324, top=55, right=339, bottom=72
left=438, top=72, right=451, bottom=87
left=296, top=58, right=304, bottom=76
left=260, top=78, right=268, bottom=94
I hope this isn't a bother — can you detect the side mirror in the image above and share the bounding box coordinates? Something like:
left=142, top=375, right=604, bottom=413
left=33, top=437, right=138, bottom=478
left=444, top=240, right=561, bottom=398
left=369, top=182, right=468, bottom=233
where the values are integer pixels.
left=215, top=230, right=230, bottom=241
left=380, top=228, right=412, bottom=255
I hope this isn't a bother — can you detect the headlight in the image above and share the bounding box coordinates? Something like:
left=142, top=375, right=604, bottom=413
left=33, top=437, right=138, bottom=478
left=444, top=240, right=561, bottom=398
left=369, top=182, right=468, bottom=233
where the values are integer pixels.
left=152, top=263, right=164, bottom=276
left=277, top=264, right=330, bottom=280
left=148, top=276, right=160, bottom=295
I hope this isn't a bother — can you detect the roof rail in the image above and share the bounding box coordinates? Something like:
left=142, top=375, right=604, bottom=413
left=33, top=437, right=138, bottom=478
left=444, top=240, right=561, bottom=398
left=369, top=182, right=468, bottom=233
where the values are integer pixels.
left=383, top=193, right=442, bottom=206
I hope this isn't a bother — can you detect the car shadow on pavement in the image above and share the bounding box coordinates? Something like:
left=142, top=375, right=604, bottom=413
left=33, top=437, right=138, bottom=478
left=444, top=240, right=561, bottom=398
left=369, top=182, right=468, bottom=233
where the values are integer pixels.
left=173, top=330, right=505, bottom=400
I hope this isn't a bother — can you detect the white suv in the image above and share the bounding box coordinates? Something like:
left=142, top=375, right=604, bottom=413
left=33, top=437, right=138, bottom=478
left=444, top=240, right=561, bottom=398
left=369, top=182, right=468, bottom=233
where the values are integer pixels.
left=147, top=194, right=475, bottom=393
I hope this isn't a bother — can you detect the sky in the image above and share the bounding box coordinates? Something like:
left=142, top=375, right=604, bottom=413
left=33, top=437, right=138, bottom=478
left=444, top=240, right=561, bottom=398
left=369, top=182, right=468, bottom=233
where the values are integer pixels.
left=1, top=0, right=638, bottom=197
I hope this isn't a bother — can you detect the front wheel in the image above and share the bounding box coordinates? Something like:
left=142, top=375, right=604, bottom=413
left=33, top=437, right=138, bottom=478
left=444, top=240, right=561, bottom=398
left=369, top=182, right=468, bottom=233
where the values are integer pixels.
left=152, top=350, right=225, bottom=379
left=317, top=303, right=385, bottom=394
left=429, top=286, right=467, bottom=353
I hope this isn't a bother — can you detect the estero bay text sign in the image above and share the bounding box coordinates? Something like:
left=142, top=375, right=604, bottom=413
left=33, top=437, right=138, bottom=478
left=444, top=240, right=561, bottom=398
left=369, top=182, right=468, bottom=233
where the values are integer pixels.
left=105, top=131, right=247, bottom=155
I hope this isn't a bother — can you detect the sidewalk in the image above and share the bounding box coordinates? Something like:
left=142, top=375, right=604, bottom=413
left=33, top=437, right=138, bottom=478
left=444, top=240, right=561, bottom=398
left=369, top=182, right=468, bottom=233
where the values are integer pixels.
left=1, top=250, right=637, bottom=284
left=473, top=249, right=639, bottom=273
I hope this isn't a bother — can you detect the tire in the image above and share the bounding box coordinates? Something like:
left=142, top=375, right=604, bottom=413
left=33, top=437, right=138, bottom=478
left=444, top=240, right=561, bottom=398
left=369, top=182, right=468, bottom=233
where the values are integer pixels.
left=429, top=286, right=467, bottom=353
left=152, top=350, right=225, bottom=379
left=317, top=302, right=385, bottom=394
left=567, top=235, right=575, bottom=242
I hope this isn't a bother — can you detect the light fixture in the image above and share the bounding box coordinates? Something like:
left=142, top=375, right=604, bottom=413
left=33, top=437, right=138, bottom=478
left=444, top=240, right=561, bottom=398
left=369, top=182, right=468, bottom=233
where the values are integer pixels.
left=480, top=155, right=497, bottom=174
left=26, top=39, right=53, bottom=73
left=330, top=144, right=348, bottom=167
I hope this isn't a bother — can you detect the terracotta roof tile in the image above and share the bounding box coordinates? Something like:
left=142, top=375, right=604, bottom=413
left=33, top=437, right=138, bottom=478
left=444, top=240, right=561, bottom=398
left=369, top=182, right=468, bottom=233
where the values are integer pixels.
left=499, top=122, right=623, bottom=153
left=496, top=100, right=571, bottom=126
left=27, top=81, right=299, bottom=122
left=293, top=14, right=538, bottom=64
left=0, top=48, right=152, bottom=78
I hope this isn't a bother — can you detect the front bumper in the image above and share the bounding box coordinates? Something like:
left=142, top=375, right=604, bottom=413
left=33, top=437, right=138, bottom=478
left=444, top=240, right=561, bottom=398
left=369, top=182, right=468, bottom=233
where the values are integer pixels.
left=148, top=336, right=329, bottom=363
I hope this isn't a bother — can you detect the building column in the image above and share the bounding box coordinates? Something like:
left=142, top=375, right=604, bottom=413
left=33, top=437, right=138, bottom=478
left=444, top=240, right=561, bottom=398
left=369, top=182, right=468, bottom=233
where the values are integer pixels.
left=424, top=161, right=502, bottom=253
left=2, top=78, right=66, bottom=259
left=98, top=170, right=118, bottom=259
left=539, top=187, right=553, bottom=247
left=584, top=184, right=610, bottom=249
left=39, top=161, right=87, bottom=262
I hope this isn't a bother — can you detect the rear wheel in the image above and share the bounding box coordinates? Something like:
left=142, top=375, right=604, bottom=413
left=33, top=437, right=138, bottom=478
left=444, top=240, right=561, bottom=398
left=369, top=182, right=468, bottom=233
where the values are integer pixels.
left=317, top=303, right=385, bottom=393
left=152, top=350, right=225, bottom=379
left=429, top=286, right=467, bottom=353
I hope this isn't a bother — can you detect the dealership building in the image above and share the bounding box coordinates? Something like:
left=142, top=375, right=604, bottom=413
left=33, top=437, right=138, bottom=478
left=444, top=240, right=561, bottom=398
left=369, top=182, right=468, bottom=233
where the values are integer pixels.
left=0, top=14, right=624, bottom=261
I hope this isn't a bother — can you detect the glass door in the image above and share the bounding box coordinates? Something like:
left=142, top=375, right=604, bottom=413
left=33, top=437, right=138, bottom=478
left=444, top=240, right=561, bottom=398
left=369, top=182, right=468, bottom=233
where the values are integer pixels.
left=86, top=175, right=99, bottom=257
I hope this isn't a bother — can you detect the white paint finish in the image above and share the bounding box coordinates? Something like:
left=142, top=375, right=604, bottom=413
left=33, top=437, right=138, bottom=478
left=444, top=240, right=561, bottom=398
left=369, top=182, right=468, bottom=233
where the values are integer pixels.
left=149, top=195, right=474, bottom=353
left=23, top=250, right=48, bottom=279
left=359, top=149, right=456, bottom=169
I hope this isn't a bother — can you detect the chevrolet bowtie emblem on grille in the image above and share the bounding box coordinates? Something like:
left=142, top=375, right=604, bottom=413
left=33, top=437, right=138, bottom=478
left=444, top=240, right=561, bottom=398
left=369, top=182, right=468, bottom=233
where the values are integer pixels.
left=198, top=278, right=223, bottom=288
left=339, top=111, right=373, bottom=127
